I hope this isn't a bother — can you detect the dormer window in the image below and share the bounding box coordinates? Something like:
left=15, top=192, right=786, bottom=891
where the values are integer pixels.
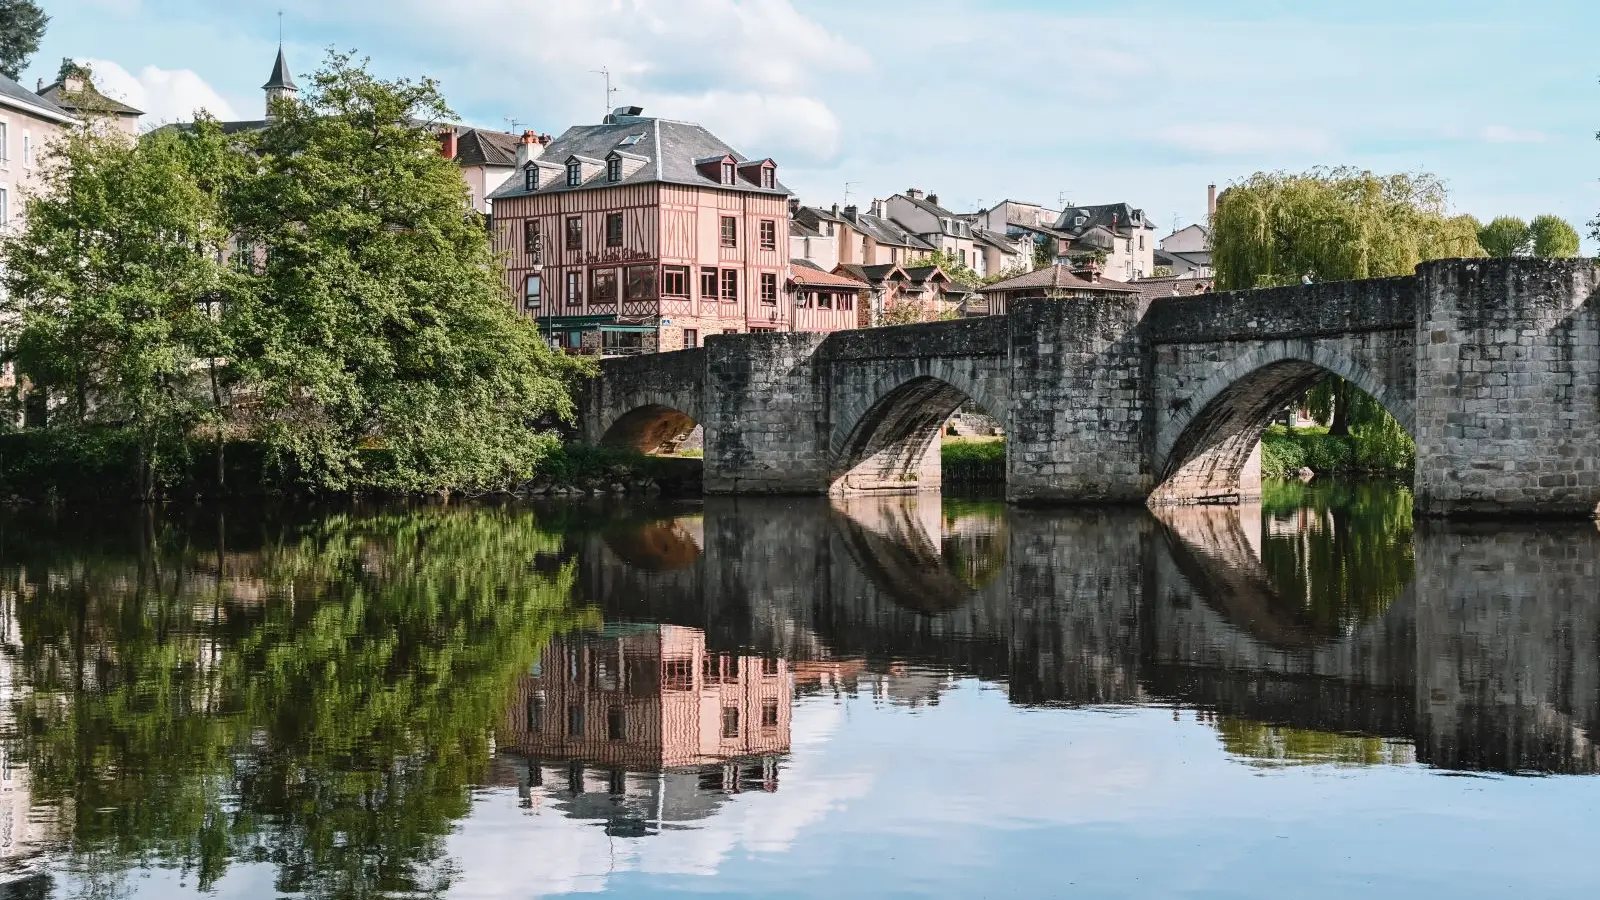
left=721, top=162, right=735, bottom=185
left=760, top=167, right=775, bottom=189
left=567, top=161, right=582, bottom=186
left=524, top=165, right=539, bottom=191
left=607, top=157, right=622, bottom=182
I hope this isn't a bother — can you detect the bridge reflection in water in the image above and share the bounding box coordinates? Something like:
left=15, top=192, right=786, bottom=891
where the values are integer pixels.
left=562, top=486, right=1600, bottom=779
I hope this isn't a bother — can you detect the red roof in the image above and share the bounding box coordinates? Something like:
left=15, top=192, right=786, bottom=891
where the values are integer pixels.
left=791, top=267, right=868, bottom=289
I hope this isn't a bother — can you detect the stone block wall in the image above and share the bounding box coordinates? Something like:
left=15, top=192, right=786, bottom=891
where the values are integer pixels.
left=1413, top=258, right=1600, bottom=517
left=701, top=331, right=831, bottom=494
left=1006, top=295, right=1154, bottom=504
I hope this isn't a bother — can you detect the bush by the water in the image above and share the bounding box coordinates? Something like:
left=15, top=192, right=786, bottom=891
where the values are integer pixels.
left=1260, top=424, right=1413, bottom=478
left=942, top=439, right=1005, bottom=483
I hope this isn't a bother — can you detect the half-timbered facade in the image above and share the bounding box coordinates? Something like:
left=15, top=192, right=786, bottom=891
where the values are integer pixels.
left=490, top=108, right=851, bottom=355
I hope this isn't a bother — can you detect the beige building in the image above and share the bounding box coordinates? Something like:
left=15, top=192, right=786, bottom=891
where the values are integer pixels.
left=37, top=64, right=142, bottom=135
left=1054, top=203, right=1157, bottom=281
left=884, top=188, right=982, bottom=274
left=0, top=74, right=74, bottom=238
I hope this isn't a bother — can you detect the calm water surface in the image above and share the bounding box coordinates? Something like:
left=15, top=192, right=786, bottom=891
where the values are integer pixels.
left=0, top=480, right=1597, bottom=898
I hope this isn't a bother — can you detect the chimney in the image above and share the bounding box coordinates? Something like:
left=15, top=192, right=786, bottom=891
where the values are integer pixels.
left=35, top=78, right=42, bottom=91
left=843, top=204, right=857, bottom=220
left=788, top=198, right=799, bottom=217
left=905, top=188, right=924, bottom=201
left=831, top=203, right=840, bottom=216
left=516, top=130, right=548, bottom=167
left=438, top=128, right=458, bottom=160
left=64, top=74, right=85, bottom=93
left=927, top=193, right=939, bottom=207
left=870, top=198, right=883, bottom=217
left=1207, top=184, right=1217, bottom=218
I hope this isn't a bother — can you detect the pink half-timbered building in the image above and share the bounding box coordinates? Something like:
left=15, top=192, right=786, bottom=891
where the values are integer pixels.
left=489, top=108, right=859, bottom=355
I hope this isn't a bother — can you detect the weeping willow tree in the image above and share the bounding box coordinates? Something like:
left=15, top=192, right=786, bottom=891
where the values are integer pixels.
left=1213, top=168, right=1481, bottom=448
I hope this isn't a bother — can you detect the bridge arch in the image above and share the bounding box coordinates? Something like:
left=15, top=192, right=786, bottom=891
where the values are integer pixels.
left=595, top=392, right=704, bottom=455
left=828, top=359, right=1009, bottom=495
left=1152, top=340, right=1414, bottom=504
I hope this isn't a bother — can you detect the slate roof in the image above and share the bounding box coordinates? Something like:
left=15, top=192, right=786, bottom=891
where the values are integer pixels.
left=1055, top=202, right=1153, bottom=237
left=38, top=80, right=142, bottom=117
left=0, top=72, right=74, bottom=123
left=489, top=115, right=791, bottom=200
left=454, top=127, right=520, bottom=167
left=790, top=219, right=822, bottom=238
left=263, top=47, right=297, bottom=91
left=980, top=265, right=1140, bottom=295
left=973, top=228, right=1026, bottom=254
left=843, top=210, right=936, bottom=250
left=836, top=263, right=909, bottom=286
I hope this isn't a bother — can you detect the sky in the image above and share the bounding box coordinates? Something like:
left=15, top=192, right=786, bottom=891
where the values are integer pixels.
left=29, top=0, right=1600, bottom=249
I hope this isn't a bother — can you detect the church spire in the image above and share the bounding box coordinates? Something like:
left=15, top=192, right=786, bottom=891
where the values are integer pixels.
left=263, top=45, right=297, bottom=117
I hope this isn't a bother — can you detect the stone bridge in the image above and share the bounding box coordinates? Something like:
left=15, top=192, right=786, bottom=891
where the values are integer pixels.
left=580, top=258, right=1600, bottom=516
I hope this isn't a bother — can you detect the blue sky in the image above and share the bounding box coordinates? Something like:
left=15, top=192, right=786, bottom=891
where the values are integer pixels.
left=34, top=0, right=1599, bottom=248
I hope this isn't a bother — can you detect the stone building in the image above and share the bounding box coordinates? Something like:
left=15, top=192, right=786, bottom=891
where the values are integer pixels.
left=36, top=63, right=142, bottom=134
left=489, top=108, right=858, bottom=356
left=1054, top=202, right=1157, bottom=281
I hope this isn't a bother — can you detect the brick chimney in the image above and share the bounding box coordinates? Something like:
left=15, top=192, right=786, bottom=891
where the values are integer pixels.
left=927, top=193, right=939, bottom=207
left=438, top=128, right=458, bottom=160
left=905, top=188, right=924, bottom=201
left=1207, top=184, right=1217, bottom=219
left=516, top=130, right=550, bottom=167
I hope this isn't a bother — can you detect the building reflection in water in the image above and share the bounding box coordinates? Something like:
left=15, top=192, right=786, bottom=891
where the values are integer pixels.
left=574, top=486, right=1600, bottom=777
left=501, top=624, right=790, bottom=837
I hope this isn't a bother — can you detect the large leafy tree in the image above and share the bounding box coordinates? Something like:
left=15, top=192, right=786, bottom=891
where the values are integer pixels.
left=1478, top=215, right=1531, bottom=257
left=226, top=52, right=586, bottom=493
left=0, top=119, right=243, bottom=496
left=0, top=0, right=47, bottom=80
left=1211, top=167, right=1484, bottom=290
left=1528, top=214, right=1581, bottom=257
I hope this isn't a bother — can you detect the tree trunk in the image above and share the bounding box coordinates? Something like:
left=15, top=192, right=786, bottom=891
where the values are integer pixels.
left=209, top=360, right=225, bottom=496
left=1328, top=380, right=1351, bottom=437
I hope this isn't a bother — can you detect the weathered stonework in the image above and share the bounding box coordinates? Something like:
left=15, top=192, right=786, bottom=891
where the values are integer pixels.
left=580, top=258, right=1600, bottom=517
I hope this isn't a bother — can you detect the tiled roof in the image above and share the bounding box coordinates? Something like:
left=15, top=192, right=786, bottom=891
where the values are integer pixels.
left=972, top=228, right=1025, bottom=253
left=0, top=72, right=75, bottom=123
left=835, top=263, right=909, bottom=286
left=490, top=116, right=790, bottom=200
left=791, top=266, right=868, bottom=289
left=1131, top=276, right=1214, bottom=301
left=980, top=265, right=1140, bottom=295
left=455, top=127, right=520, bottom=167
left=38, top=81, right=142, bottom=116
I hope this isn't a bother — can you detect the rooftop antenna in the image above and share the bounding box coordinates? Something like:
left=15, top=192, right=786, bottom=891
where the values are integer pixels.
left=1057, top=190, right=1072, bottom=209
left=591, top=67, right=618, bottom=119
left=504, top=117, right=523, bottom=134
left=843, top=181, right=860, bottom=205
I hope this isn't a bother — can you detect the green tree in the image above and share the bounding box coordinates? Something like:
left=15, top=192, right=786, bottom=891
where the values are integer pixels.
left=1478, top=215, right=1532, bottom=257
left=1528, top=214, right=1581, bottom=257
left=0, top=119, right=244, bottom=497
left=920, top=247, right=982, bottom=288
left=226, top=51, right=588, bottom=494
left=1031, top=235, right=1055, bottom=270
left=0, top=0, right=48, bottom=80
left=1211, top=167, right=1484, bottom=290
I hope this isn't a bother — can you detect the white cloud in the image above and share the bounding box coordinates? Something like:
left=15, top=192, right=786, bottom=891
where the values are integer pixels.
left=1155, top=123, right=1336, bottom=156
left=80, top=57, right=238, bottom=126
left=1479, top=124, right=1551, bottom=144
left=641, top=91, right=843, bottom=165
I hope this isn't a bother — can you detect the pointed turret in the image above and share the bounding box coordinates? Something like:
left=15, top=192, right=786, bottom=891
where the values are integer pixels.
left=263, top=46, right=297, bottom=117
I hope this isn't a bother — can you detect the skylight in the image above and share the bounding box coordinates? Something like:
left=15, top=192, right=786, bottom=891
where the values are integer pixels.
left=617, top=134, right=644, bottom=147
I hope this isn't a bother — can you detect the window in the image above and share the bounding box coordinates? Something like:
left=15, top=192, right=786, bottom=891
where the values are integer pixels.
left=605, top=212, right=623, bottom=247
left=0, top=122, right=8, bottom=161
left=720, top=161, right=735, bottom=185
left=22, top=133, right=31, bottom=167
left=762, top=700, right=779, bottom=728
left=761, top=657, right=780, bottom=676
left=591, top=268, right=617, bottom=303
left=566, top=216, right=582, bottom=250
left=607, top=157, right=622, bottom=182
left=566, top=271, right=583, bottom=306
left=683, top=328, right=698, bottom=348
left=759, top=220, right=776, bottom=251
left=760, top=272, right=778, bottom=305
left=720, top=216, right=737, bottom=248
left=1138, top=234, right=1145, bottom=250
left=760, top=167, right=775, bottom=189
left=603, top=330, right=643, bottom=353
left=663, top=657, right=694, bottom=690
left=568, top=704, right=584, bottom=736
left=523, top=219, right=540, bottom=255
left=722, top=707, right=740, bottom=739
left=720, top=269, right=739, bottom=303
left=0, top=187, right=8, bottom=227
left=523, top=166, right=538, bottom=191
left=662, top=265, right=689, bottom=297
left=523, top=273, right=542, bottom=311
left=960, top=249, right=967, bottom=267
left=527, top=695, right=544, bottom=733
left=724, top=328, right=739, bottom=334
left=607, top=707, right=625, bottom=741
left=566, top=160, right=582, bottom=186
left=625, top=265, right=657, bottom=300
left=568, top=330, right=583, bottom=349
left=701, top=267, right=718, bottom=300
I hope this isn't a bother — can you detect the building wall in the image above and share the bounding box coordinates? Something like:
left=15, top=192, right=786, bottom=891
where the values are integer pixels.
left=1161, top=224, right=1209, bottom=255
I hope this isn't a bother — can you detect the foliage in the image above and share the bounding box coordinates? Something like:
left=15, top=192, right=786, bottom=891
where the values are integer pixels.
left=0, top=0, right=47, bottom=80
left=1211, top=167, right=1484, bottom=290
left=878, top=294, right=932, bottom=326
left=1217, top=719, right=1408, bottom=768
left=941, top=438, right=1004, bottom=483
left=1151, top=265, right=1174, bottom=277
left=919, top=248, right=983, bottom=289
left=1, top=504, right=597, bottom=898
left=1478, top=215, right=1531, bottom=257
left=1031, top=235, right=1055, bottom=270
left=224, top=51, right=590, bottom=495
left=0, top=120, right=243, bottom=497
left=1529, top=214, right=1581, bottom=257
left=1259, top=424, right=1414, bottom=477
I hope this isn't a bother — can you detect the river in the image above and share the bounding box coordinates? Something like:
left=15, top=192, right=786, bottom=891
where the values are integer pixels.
left=0, top=480, right=1596, bottom=898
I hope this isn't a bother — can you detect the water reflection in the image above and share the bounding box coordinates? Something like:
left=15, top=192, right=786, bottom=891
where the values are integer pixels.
left=0, top=483, right=1596, bottom=897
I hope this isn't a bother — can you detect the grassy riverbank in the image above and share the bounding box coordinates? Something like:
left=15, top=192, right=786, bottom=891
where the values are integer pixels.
left=942, top=437, right=1006, bottom=484
left=1259, top=424, right=1414, bottom=478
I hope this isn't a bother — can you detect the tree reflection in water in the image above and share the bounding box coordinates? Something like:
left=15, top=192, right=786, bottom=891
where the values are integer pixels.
left=0, top=506, right=596, bottom=899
